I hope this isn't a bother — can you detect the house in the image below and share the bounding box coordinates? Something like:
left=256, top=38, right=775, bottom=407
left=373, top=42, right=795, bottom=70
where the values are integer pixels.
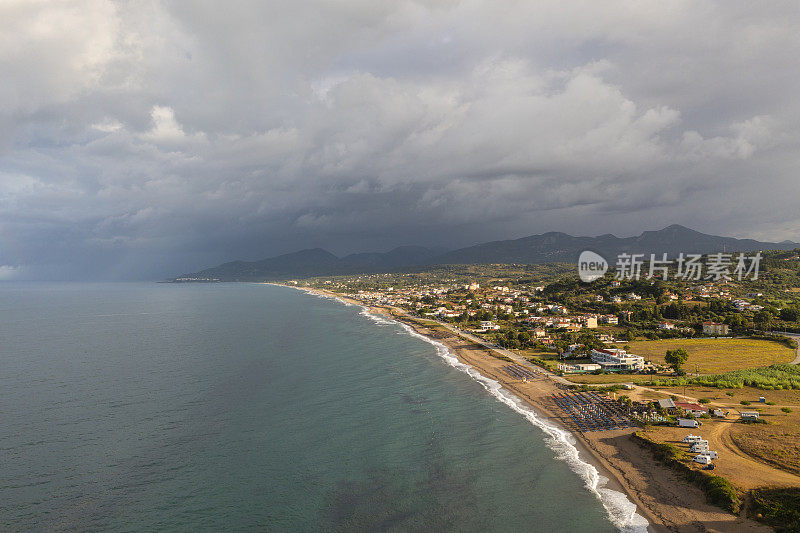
left=563, top=343, right=584, bottom=356
left=740, top=411, right=760, bottom=421
left=532, top=327, right=546, bottom=338
left=602, top=315, right=619, bottom=325
left=611, top=296, right=623, bottom=303
left=675, top=402, right=709, bottom=416
left=627, top=293, right=641, bottom=300
left=658, top=321, right=676, bottom=330
left=590, top=348, right=645, bottom=371
left=702, top=321, right=730, bottom=336
left=580, top=316, right=598, bottom=329
left=480, top=320, right=500, bottom=330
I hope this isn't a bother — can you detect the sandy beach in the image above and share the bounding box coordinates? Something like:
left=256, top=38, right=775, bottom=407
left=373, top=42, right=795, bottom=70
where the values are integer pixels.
left=295, top=286, right=772, bottom=533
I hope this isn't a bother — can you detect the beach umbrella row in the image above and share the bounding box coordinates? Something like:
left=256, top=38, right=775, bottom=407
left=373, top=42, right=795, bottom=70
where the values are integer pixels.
left=503, top=364, right=543, bottom=381
left=551, top=392, right=632, bottom=432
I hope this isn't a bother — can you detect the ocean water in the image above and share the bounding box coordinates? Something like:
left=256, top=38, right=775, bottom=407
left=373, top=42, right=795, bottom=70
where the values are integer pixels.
left=0, top=282, right=643, bottom=531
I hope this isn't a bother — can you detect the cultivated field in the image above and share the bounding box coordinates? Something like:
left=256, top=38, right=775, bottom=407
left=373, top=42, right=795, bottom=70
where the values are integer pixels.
left=625, top=338, right=795, bottom=374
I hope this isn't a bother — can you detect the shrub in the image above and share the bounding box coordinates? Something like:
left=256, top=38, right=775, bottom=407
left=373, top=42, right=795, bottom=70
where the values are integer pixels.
left=699, top=398, right=710, bottom=404
left=766, top=401, right=776, bottom=405
left=726, top=392, right=735, bottom=397
left=750, top=488, right=800, bottom=532
left=684, top=364, right=800, bottom=391
left=782, top=407, right=793, bottom=414
left=740, top=400, right=751, bottom=406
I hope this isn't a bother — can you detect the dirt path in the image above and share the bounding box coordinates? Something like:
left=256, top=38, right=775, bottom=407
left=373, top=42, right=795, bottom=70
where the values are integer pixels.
left=708, top=419, right=800, bottom=489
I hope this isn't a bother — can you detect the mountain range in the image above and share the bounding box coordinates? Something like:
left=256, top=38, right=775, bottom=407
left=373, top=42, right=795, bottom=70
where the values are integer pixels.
left=176, top=225, right=799, bottom=281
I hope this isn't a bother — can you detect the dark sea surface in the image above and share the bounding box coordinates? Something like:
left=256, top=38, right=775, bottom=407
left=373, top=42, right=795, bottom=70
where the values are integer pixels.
left=0, top=282, right=645, bottom=531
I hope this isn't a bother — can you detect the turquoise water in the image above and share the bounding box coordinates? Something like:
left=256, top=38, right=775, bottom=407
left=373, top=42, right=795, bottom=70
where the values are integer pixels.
left=0, top=283, right=636, bottom=531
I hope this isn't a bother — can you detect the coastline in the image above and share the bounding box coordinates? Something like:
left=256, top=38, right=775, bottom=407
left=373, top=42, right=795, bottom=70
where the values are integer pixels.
left=280, top=284, right=771, bottom=533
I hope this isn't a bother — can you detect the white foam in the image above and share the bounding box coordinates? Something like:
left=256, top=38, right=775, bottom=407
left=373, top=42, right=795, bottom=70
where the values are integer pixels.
left=285, top=285, right=356, bottom=307
left=358, top=307, right=394, bottom=325
left=278, top=286, right=648, bottom=532
left=359, top=308, right=648, bottom=533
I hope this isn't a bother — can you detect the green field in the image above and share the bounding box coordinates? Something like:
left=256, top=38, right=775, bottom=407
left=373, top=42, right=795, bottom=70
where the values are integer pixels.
left=625, top=338, right=795, bottom=374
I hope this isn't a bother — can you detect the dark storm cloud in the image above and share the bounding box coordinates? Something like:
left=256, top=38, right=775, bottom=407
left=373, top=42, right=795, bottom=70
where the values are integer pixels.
left=1, top=1, right=799, bottom=279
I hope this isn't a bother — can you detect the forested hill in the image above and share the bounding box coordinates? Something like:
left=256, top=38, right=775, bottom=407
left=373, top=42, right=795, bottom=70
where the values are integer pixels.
left=175, top=225, right=798, bottom=281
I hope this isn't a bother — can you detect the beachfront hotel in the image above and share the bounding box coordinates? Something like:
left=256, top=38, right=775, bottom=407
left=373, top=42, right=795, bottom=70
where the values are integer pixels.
left=590, top=348, right=645, bottom=371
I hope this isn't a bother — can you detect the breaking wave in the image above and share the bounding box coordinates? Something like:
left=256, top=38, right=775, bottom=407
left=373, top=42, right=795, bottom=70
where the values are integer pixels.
left=358, top=306, right=649, bottom=533
left=279, top=285, right=648, bottom=532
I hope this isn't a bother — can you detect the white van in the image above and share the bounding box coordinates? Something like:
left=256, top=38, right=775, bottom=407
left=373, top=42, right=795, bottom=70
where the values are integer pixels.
left=693, top=454, right=712, bottom=465
left=682, top=434, right=702, bottom=443
left=700, top=450, right=718, bottom=459
left=678, top=418, right=699, bottom=428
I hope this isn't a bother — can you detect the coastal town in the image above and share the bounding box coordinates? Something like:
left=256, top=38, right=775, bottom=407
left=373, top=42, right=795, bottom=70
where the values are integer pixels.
left=296, top=251, right=800, bottom=531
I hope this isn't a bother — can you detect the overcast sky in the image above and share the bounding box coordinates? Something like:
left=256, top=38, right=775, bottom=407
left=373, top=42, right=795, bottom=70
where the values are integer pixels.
left=2, top=1, right=799, bottom=280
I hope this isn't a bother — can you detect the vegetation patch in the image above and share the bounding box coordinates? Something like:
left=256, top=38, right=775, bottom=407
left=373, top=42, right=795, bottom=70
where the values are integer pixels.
left=750, top=488, right=800, bottom=532
left=647, top=364, right=800, bottom=390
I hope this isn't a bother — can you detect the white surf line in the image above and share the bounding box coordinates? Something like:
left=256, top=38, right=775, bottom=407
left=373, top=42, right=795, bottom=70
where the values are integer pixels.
left=357, top=305, right=649, bottom=533
left=269, top=284, right=647, bottom=531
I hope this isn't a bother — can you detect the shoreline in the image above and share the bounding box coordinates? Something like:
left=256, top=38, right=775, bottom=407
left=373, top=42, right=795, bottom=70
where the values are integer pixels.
left=278, top=284, right=771, bottom=532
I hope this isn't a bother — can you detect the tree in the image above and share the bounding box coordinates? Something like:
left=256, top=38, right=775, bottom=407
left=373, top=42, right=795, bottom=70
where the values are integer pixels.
left=754, top=309, right=774, bottom=331
left=779, top=306, right=800, bottom=322
left=664, top=348, right=689, bottom=374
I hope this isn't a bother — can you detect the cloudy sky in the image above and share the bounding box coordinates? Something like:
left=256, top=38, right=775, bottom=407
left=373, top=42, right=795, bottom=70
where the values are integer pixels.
left=2, top=1, right=799, bottom=280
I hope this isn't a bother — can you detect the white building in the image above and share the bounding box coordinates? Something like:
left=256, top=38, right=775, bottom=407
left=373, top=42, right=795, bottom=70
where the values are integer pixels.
left=590, top=348, right=645, bottom=371
left=558, top=362, right=602, bottom=374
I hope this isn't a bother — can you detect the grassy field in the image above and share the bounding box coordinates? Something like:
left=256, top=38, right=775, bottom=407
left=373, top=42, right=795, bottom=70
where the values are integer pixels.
left=726, top=387, right=800, bottom=477
left=624, top=338, right=795, bottom=374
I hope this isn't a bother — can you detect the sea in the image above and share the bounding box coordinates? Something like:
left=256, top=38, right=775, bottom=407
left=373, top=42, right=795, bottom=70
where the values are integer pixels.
left=0, top=282, right=648, bottom=531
